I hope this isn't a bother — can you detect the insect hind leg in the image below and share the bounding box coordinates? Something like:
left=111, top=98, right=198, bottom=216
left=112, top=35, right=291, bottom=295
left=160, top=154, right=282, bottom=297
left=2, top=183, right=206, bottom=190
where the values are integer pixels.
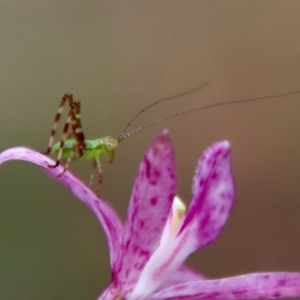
left=44, top=94, right=74, bottom=155
left=72, top=101, right=86, bottom=158
left=47, top=102, right=77, bottom=168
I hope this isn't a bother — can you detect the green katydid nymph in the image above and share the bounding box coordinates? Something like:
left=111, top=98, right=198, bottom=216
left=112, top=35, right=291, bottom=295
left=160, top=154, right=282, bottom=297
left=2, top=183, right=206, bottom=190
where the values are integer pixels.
left=44, top=83, right=299, bottom=187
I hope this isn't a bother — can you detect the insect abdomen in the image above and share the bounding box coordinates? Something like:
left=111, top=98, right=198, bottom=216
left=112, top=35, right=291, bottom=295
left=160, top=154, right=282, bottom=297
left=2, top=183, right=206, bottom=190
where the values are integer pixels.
left=51, top=139, right=77, bottom=158
left=82, top=139, right=104, bottom=159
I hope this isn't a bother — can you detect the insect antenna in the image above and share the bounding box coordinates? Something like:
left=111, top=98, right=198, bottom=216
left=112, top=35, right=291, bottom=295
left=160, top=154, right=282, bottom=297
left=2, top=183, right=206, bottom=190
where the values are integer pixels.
left=117, top=88, right=300, bottom=142
left=117, top=81, right=210, bottom=143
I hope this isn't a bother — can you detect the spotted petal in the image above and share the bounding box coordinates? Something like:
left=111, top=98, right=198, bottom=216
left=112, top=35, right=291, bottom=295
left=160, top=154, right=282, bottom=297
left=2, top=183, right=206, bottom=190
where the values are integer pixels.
left=180, top=140, right=234, bottom=249
left=114, top=131, right=177, bottom=294
left=152, top=272, right=300, bottom=299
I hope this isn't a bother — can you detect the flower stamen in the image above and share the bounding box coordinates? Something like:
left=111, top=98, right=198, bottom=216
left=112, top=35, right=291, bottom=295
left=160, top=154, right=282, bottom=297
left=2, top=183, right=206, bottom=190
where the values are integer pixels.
left=170, top=196, right=186, bottom=237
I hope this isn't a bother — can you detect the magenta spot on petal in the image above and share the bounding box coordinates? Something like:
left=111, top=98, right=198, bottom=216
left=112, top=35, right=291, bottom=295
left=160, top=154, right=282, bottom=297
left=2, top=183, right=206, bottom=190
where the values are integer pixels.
left=151, top=169, right=160, bottom=185
left=208, top=292, right=221, bottom=298
left=133, top=244, right=138, bottom=253
left=139, top=249, right=150, bottom=257
left=139, top=220, right=145, bottom=229
left=150, top=197, right=158, bottom=206
left=201, top=229, right=211, bottom=241
left=273, top=292, right=281, bottom=297
left=144, top=157, right=151, bottom=178
left=211, top=172, right=218, bottom=179
left=200, top=213, right=210, bottom=229
left=124, top=240, right=130, bottom=249
left=133, top=262, right=140, bottom=270
left=233, top=289, right=247, bottom=295
left=277, top=279, right=287, bottom=286
left=219, top=205, right=226, bottom=214
left=168, top=193, right=174, bottom=202
left=221, top=191, right=232, bottom=200
left=223, top=150, right=230, bottom=159
left=144, top=158, right=161, bottom=185
left=169, top=172, right=175, bottom=179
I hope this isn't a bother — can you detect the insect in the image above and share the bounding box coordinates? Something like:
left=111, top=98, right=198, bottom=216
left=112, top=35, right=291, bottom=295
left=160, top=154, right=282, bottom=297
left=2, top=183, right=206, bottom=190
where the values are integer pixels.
left=44, top=84, right=300, bottom=187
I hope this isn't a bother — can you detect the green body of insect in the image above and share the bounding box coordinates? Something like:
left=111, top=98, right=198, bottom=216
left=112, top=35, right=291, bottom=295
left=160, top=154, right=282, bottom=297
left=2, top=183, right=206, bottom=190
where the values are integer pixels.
left=51, top=137, right=118, bottom=163
left=49, top=135, right=118, bottom=186
left=44, top=94, right=121, bottom=186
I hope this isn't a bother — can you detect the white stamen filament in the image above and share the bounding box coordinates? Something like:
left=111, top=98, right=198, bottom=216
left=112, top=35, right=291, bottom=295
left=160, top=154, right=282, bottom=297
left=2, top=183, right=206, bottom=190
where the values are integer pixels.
left=169, top=196, right=186, bottom=237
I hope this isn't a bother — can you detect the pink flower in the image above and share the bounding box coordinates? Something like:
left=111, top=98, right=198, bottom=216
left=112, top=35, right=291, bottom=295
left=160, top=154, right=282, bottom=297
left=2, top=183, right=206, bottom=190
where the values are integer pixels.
left=1, top=131, right=300, bottom=300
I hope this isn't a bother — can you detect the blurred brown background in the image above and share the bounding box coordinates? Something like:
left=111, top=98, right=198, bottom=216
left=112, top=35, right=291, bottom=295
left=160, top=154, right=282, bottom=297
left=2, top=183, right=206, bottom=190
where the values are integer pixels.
left=0, top=1, right=300, bottom=299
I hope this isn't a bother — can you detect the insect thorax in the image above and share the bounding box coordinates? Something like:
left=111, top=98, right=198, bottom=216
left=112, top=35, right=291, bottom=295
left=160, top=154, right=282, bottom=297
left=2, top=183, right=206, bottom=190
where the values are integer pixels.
left=84, top=137, right=118, bottom=160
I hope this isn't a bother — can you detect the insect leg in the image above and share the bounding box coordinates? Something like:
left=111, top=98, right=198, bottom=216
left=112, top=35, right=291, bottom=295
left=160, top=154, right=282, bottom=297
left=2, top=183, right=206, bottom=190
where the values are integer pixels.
left=89, top=160, right=96, bottom=187
left=56, top=144, right=76, bottom=177
left=45, top=94, right=74, bottom=154
left=48, top=103, right=76, bottom=168
left=95, top=157, right=103, bottom=185
left=72, top=101, right=86, bottom=158
left=89, top=158, right=103, bottom=190
left=89, top=164, right=94, bottom=187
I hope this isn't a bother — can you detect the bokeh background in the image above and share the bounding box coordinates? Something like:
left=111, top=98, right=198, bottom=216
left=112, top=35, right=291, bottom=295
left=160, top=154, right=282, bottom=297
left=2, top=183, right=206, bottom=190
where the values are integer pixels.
left=1, top=1, right=300, bottom=299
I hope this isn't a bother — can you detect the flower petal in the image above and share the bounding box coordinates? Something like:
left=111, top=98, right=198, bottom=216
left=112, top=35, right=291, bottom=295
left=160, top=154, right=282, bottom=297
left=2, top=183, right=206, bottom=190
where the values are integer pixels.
left=160, top=265, right=205, bottom=290
left=130, top=141, right=234, bottom=298
left=0, top=147, right=123, bottom=268
left=116, top=131, right=177, bottom=293
left=152, top=272, right=300, bottom=299
left=180, top=140, right=234, bottom=249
